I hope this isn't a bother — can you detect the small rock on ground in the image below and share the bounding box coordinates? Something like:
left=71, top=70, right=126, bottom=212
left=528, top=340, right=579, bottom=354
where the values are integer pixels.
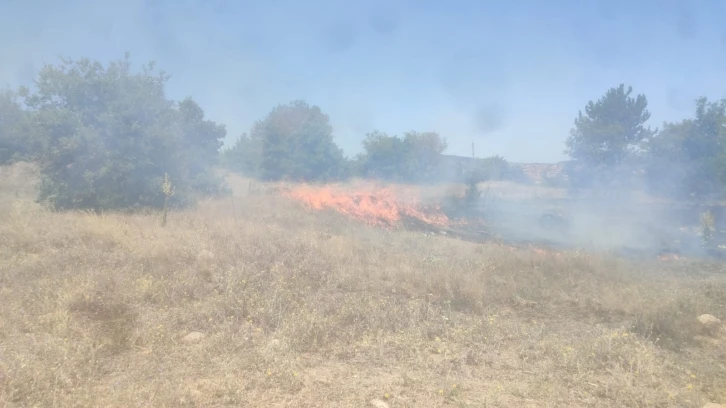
left=698, top=314, right=722, bottom=335
left=369, top=399, right=390, bottom=408
left=183, top=331, right=205, bottom=344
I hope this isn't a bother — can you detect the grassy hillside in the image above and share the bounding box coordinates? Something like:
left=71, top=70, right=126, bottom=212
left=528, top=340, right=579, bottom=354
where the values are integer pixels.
left=1, top=164, right=726, bottom=407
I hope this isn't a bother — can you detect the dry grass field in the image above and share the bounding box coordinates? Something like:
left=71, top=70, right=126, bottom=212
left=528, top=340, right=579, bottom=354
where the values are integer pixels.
left=2, top=163, right=726, bottom=407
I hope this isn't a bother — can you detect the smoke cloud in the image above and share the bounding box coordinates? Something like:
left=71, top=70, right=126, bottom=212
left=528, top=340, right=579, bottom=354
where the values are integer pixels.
left=2, top=0, right=726, bottom=258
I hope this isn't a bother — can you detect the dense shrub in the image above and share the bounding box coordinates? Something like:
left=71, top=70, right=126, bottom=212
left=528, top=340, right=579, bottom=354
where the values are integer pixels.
left=22, top=54, right=227, bottom=211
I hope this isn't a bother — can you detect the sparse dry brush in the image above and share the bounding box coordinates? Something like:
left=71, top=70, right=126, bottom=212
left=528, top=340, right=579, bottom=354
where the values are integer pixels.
left=1, top=164, right=726, bottom=407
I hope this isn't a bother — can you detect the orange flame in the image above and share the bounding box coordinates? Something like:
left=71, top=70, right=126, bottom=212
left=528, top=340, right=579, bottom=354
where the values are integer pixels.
left=658, top=253, right=683, bottom=261
left=282, top=183, right=450, bottom=228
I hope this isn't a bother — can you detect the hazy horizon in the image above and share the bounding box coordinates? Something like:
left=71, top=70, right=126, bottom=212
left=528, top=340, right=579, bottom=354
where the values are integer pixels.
left=2, top=0, right=726, bottom=163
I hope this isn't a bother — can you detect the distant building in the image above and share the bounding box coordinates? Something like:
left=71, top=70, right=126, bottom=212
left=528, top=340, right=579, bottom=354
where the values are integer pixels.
left=437, top=154, right=572, bottom=185
left=512, top=162, right=571, bottom=184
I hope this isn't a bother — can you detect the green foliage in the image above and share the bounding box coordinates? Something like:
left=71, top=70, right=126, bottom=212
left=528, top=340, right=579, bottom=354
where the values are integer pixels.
left=457, top=155, right=528, bottom=185
left=358, top=130, right=448, bottom=182
left=223, top=100, right=348, bottom=181
left=160, top=172, right=175, bottom=227
left=22, top=53, right=726, bottom=212
left=357, top=131, right=407, bottom=179
left=402, top=131, right=449, bottom=180
left=23, top=54, right=227, bottom=211
left=220, top=133, right=260, bottom=175
left=175, top=97, right=228, bottom=196
left=642, top=120, right=693, bottom=197
left=462, top=173, right=482, bottom=206
left=565, top=84, right=656, bottom=187
left=0, top=89, right=35, bottom=164
left=644, top=97, right=726, bottom=200
left=467, top=155, right=511, bottom=182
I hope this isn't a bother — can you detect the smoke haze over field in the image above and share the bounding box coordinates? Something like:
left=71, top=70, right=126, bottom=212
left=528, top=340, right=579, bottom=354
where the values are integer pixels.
left=2, top=0, right=726, bottom=162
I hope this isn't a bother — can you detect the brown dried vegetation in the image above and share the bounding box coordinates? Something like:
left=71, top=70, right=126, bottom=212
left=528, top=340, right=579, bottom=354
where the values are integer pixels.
left=1, top=164, right=726, bottom=407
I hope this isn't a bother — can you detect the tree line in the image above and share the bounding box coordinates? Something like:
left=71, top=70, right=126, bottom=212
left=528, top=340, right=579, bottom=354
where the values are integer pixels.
left=0, top=54, right=724, bottom=212
left=563, top=84, right=726, bottom=202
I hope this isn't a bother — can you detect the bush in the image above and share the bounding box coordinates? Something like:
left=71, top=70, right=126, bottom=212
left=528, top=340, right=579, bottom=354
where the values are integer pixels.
left=223, top=100, right=349, bottom=182
left=22, top=54, right=226, bottom=211
left=0, top=89, right=35, bottom=164
left=470, top=155, right=508, bottom=182
left=643, top=97, right=726, bottom=201
left=357, top=130, right=448, bottom=182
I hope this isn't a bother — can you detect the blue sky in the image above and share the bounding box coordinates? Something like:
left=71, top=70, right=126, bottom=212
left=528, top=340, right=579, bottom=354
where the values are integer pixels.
left=2, top=0, right=726, bottom=163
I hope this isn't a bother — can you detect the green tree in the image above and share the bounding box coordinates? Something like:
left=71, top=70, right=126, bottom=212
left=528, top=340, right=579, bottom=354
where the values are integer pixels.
left=23, top=54, right=226, bottom=211
left=358, top=130, right=448, bottom=181
left=644, top=97, right=726, bottom=200
left=468, top=155, right=511, bottom=182
left=401, top=131, right=448, bottom=181
left=0, top=89, right=34, bottom=163
left=358, top=130, right=407, bottom=179
left=175, top=97, right=228, bottom=195
left=224, top=100, right=348, bottom=181
left=220, top=133, right=260, bottom=175
left=565, top=84, right=656, bottom=186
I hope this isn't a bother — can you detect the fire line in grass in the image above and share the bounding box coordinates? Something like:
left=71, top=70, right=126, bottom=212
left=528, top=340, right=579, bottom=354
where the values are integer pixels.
left=282, top=183, right=451, bottom=228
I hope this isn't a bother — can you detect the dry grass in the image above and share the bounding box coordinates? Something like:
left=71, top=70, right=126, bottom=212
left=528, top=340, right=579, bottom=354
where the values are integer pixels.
left=1, top=164, right=726, bottom=407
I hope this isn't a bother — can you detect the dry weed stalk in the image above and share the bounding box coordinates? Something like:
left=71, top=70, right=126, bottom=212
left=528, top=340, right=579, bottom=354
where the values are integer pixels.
left=161, top=172, right=175, bottom=227
left=699, top=209, right=715, bottom=248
